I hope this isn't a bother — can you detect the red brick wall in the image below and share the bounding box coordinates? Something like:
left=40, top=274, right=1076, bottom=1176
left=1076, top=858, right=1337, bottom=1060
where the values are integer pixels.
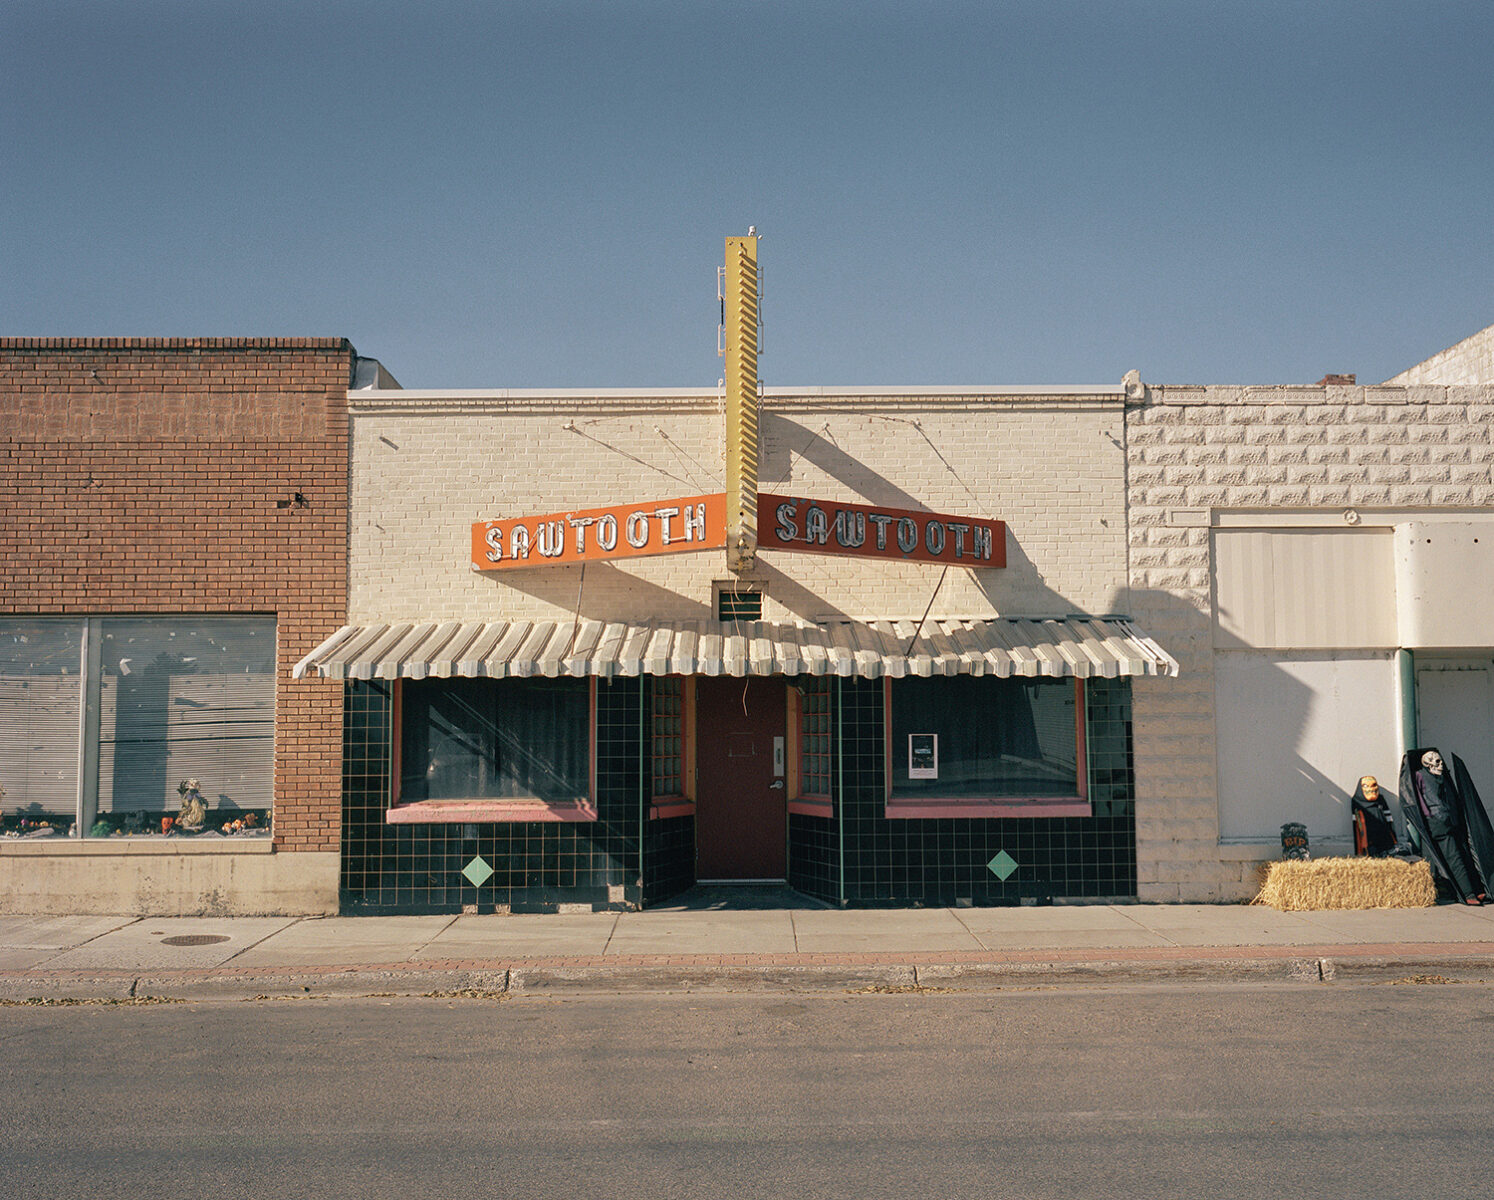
left=0, top=338, right=352, bottom=853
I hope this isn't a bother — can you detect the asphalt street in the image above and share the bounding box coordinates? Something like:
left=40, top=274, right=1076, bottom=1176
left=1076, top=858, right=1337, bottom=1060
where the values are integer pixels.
left=4, top=981, right=1492, bottom=1200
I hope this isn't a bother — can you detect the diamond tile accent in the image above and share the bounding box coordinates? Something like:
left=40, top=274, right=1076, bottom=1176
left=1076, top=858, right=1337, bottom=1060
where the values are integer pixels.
left=987, top=850, right=1018, bottom=881
left=462, top=856, right=494, bottom=888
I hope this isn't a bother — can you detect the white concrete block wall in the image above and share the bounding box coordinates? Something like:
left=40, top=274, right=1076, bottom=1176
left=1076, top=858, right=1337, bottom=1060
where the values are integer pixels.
left=1127, top=382, right=1494, bottom=901
left=348, top=391, right=1130, bottom=627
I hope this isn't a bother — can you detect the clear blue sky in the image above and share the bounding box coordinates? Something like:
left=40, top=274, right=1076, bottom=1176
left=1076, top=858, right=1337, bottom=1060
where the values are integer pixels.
left=4, top=0, right=1491, bottom=388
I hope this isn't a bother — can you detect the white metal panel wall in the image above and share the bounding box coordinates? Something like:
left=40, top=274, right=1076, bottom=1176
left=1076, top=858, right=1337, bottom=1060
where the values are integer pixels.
left=1396, top=522, right=1494, bottom=648
left=1213, top=529, right=1395, bottom=649
left=1415, top=658, right=1494, bottom=801
left=1215, top=651, right=1400, bottom=844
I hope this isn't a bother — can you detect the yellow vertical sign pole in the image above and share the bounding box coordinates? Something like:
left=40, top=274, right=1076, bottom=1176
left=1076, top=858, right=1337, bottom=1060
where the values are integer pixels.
left=723, top=232, right=760, bottom=573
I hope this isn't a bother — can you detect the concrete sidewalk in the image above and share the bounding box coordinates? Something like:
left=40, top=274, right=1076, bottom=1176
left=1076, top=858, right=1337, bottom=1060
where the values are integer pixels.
left=5, top=894, right=1494, bottom=1001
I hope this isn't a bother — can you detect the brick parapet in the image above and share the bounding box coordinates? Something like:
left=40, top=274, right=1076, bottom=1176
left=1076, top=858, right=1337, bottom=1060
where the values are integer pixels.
left=0, top=340, right=354, bottom=856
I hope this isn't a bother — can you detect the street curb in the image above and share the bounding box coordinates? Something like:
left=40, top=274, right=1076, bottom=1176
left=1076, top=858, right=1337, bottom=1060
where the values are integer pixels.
left=914, top=954, right=1494, bottom=987
left=509, top=963, right=918, bottom=995
left=0, top=968, right=512, bottom=1004
left=4, top=951, right=1492, bottom=1002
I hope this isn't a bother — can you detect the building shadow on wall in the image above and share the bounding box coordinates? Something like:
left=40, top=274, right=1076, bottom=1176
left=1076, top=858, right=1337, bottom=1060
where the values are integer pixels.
left=967, top=535, right=1130, bottom=618
left=478, top=561, right=712, bottom=623
left=1130, top=586, right=1377, bottom=854
left=764, top=414, right=1129, bottom=621
left=761, top=416, right=925, bottom=511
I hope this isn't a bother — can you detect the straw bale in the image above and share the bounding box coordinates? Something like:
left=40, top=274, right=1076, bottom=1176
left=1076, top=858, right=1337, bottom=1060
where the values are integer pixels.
left=1252, top=856, right=1436, bottom=911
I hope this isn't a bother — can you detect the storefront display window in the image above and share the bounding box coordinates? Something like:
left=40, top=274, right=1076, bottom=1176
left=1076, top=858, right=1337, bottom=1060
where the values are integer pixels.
left=0, top=619, right=83, bottom=837
left=0, top=616, right=276, bottom=839
left=394, top=676, right=596, bottom=821
left=885, top=675, right=1088, bottom=818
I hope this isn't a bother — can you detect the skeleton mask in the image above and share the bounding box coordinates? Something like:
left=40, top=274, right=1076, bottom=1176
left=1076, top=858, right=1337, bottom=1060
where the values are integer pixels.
left=1421, top=751, right=1445, bottom=776
left=1360, top=776, right=1379, bottom=801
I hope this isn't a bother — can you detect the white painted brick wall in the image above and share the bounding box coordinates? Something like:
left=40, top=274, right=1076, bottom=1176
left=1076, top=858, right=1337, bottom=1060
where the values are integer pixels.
left=348, top=392, right=1130, bottom=627
left=1127, top=382, right=1494, bottom=901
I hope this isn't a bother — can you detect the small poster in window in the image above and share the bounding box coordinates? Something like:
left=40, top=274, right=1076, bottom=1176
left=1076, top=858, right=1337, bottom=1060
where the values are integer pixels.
left=908, top=733, right=938, bottom=780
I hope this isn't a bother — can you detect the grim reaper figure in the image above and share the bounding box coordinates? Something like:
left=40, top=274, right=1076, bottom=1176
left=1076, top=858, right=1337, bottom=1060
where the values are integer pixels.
left=1398, top=748, right=1494, bottom=905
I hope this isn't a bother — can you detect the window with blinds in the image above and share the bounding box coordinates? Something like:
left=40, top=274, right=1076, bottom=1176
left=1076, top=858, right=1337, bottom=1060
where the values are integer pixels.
left=715, top=584, right=763, bottom=622
left=0, top=616, right=276, bottom=838
left=96, top=618, right=276, bottom=817
left=0, top=620, right=84, bottom=832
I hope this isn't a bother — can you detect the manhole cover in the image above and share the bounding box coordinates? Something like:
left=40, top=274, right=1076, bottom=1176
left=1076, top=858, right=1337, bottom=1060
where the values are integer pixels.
left=160, top=934, right=231, bottom=947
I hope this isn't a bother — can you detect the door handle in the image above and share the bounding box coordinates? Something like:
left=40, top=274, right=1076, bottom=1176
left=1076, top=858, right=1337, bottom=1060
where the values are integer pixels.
left=769, top=780, right=785, bottom=790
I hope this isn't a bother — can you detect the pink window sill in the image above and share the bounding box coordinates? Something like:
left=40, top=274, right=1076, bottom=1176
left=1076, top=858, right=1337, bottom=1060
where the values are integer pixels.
left=884, top=797, right=1091, bottom=820
left=788, top=796, right=833, bottom=818
left=386, top=799, right=598, bottom=824
left=649, top=798, right=696, bottom=820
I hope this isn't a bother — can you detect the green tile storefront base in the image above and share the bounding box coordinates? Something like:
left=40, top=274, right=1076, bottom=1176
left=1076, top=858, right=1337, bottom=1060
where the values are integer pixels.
left=340, top=885, right=641, bottom=916
left=339, top=675, right=1137, bottom=913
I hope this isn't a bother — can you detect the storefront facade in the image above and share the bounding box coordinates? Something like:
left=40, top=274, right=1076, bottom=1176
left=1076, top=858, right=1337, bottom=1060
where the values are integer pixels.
left=1125, top=324, right=1494, bottom=900
left=12, top=319, right=1486, bottom=915
left=297, top=382, right=1176, bottom=912
left=0, top=338, right=356, bottom=914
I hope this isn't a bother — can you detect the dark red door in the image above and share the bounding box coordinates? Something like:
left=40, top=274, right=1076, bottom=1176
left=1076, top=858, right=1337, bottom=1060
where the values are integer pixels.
left=695, top=675, right=787, bottom=880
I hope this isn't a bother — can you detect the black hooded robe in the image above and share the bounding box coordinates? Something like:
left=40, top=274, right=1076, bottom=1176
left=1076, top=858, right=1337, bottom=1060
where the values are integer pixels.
left=1351, top=780, right=1399, bottom=857
left=1398, top=748, right=1494, bottom=903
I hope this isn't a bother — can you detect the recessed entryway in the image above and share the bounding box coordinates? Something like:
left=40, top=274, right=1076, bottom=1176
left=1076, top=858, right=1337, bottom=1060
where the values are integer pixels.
left=694, top=676, right=788, bottom=881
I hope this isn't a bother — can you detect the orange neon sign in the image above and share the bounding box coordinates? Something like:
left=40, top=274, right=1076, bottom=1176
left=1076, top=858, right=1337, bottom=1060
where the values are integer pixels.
left=759, top=493, right=1006, bottom=567
left=472, top=493, right=727, bottom=570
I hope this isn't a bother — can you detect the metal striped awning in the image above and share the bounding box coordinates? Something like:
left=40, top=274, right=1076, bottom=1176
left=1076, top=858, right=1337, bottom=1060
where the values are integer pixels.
left=293, top=617, right=1178, bottom=682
